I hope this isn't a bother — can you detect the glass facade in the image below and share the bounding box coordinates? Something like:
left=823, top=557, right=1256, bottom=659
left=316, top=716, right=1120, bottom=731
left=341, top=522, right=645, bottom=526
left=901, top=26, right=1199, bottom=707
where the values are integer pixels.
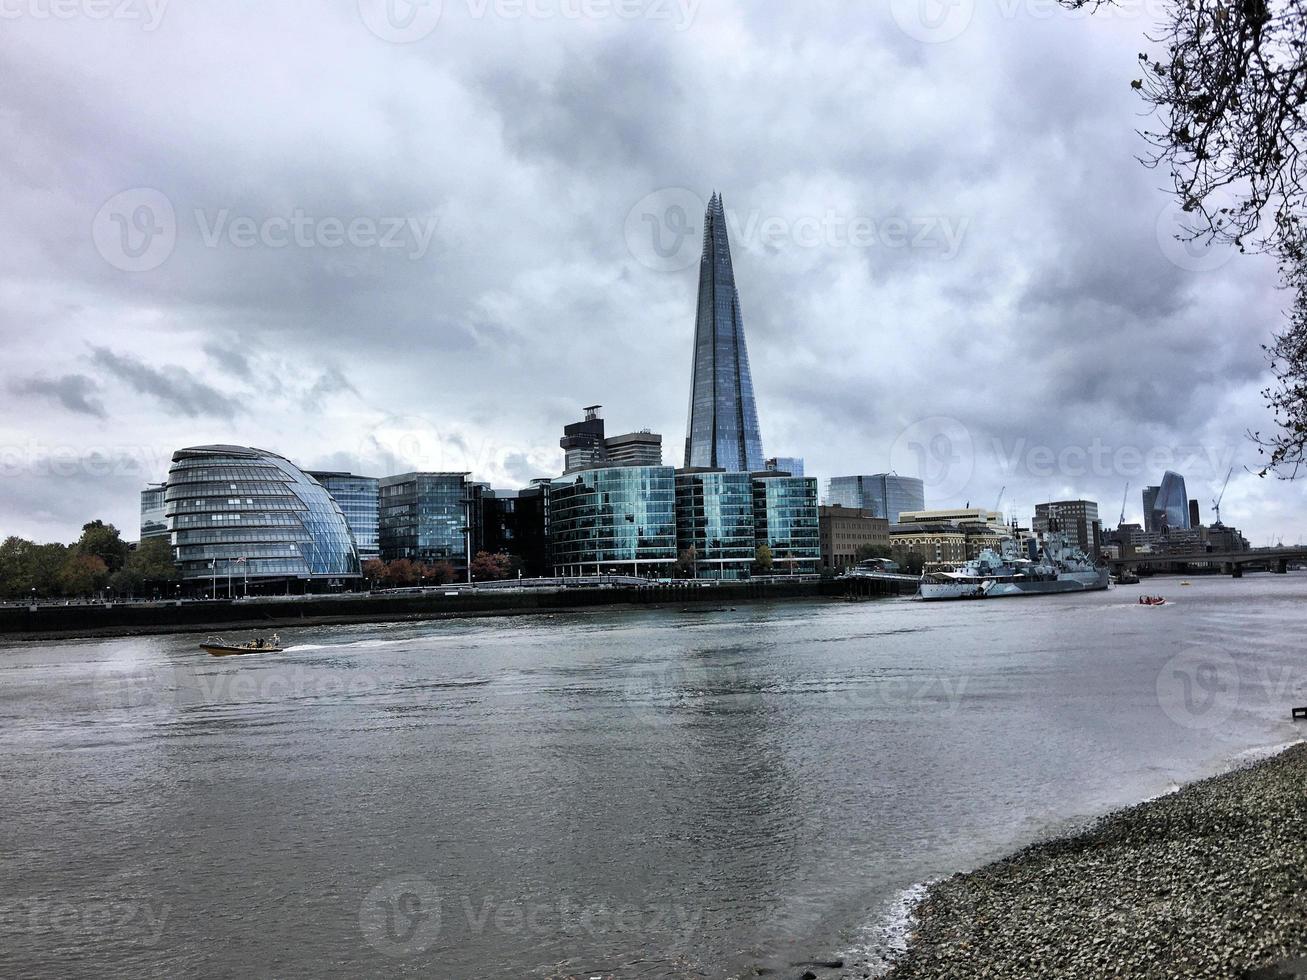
left=753, top=475, right=820, bottom=573
left=378, top=473, right=476, bottom=566
left=684, top=193, right=765, bottom=472
left=827, top=474, right=925, bottom=523
left=765, top=457, right=805, bottom=477
left=1152, top=471, right=1191, bottom=531
left=164, top=446, right=361, bottom=591
left=308, top=472, right=380, bottom=561
left=675, top=471, right=756, bottom=579
left=549, top=466, right=676, bottom=575
left=139, top=485, right=168, bottom=540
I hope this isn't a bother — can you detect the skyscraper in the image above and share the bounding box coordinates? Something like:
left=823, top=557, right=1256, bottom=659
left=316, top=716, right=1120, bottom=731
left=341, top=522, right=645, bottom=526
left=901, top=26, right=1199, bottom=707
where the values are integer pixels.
left=684, top=193, right=765, bottom=472
left=1151, top=471, right=1191, bottom=532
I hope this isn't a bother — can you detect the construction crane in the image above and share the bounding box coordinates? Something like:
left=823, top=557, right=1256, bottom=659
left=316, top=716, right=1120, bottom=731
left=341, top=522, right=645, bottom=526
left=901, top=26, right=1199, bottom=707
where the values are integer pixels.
left=1212, top=468, right=1233, bottom=527
left=1119, top=482, right=1129, bottom=528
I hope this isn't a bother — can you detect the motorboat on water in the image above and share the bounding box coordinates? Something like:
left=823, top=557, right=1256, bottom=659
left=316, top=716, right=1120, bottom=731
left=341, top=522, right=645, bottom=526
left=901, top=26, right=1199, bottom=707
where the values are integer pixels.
left=1138, top=595, right=1168, bottom=606
left=200, top=634, right=283, bottom=657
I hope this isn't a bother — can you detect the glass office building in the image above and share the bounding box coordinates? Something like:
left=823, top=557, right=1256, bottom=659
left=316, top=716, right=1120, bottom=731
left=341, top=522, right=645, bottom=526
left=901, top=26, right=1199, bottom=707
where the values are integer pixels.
left=1151, top=471, right=1191, bottom=532
left=826, top=474, right=925, bottom=523
left=308, top=471, right=380, bottom=561
left=164, top=445, right=361, bottom=594
left=378, top=473, right=479, bottom=567
left=765, top=457, right=805, bottom=477
left=139, top=485, right=168, bottom=541
left=549, top=466, right=676, bottom=576
left=753, top=475, right=820, bottom=574
left=675, top=470, right=756, bottom=579
left=684, top=193, right=765, bottom=473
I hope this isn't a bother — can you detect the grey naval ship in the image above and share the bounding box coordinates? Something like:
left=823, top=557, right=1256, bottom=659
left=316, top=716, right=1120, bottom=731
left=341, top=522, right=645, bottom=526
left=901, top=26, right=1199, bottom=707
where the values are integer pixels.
left=917, top=533, right=1111, bottom=601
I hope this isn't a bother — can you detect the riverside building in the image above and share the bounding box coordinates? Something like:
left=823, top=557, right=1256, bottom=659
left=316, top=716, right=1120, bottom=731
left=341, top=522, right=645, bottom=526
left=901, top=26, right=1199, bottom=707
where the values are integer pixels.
left=164, top=445, right=361, bottom=594
left=826, top=474, right=926, bottom=523
left=139, top=484, right=168, bottom=541
left=378, top=472, right=483, bottom=571
left=674, top=469, right=757, bottom=579
left=548, top=465, right=677, bottom=576
left=818, top=505, right=890, bottom=573
left=752, top=473, right=820, bottom=575
left=308, top=471, right=380, bottom=561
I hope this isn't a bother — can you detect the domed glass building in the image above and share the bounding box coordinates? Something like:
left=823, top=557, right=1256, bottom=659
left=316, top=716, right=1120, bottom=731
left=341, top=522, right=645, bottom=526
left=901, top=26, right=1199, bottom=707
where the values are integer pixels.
left=165, top=446, right=362, bottom=594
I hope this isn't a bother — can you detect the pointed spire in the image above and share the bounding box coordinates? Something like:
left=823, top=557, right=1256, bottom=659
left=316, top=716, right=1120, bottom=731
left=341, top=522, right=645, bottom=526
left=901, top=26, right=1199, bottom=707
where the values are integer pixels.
left=683, top=190, right=765, bottom=472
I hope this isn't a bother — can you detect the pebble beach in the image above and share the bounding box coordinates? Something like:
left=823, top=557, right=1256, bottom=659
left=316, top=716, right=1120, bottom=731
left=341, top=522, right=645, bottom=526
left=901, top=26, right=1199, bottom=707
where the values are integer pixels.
left=871, top=743, right=1307, bottom=980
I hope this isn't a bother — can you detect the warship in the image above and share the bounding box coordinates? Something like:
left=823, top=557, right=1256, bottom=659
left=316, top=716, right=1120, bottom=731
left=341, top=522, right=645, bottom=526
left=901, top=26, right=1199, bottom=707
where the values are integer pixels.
left=918, top=533, right=1110, bottom=601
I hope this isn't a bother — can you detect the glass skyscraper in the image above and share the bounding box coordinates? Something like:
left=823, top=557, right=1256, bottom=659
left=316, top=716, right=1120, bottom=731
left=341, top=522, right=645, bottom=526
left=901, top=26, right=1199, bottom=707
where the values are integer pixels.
left=1151, top=471, right=1191, bottom=531
left=684, top=193, right=765, bottom=472
left=308, top=472, right=380, bottom=561
left=826, top=474, right=925, bottom=523
left=549, top=466, right=677, bottom=576
left=164, top=446, right=361, bottom=593
left=675, top=470, right=756, bottom=579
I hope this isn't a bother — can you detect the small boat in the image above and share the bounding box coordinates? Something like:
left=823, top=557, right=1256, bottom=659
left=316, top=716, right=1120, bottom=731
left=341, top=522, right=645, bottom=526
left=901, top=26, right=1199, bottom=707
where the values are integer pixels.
left=200, top=634, right=282, bottom=657
left=1138, top=596, right=1168, bottom=607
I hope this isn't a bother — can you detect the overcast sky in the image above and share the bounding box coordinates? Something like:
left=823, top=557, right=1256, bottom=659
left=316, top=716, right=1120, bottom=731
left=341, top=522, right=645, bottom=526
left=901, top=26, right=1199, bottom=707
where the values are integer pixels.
left=3, top=0, right=1304, bottom=546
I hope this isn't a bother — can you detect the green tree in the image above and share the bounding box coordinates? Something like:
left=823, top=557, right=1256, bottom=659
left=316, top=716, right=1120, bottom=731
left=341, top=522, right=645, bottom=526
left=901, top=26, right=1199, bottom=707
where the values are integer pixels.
left=108, top=538, right=180, bottom=597
left=0, top=537, right=70, bottom=600
left=754, top=544, right=773, bottom=573
left=75, top=520, right=129, bottom=572
left=57, top=553, right=109, bottom=597
left=854, top=543, right=891, bottom=562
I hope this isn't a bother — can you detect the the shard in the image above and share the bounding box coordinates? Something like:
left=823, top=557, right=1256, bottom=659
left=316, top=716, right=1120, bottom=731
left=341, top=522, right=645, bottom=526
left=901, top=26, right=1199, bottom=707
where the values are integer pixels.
left=683, top=192, right=765, bottom=472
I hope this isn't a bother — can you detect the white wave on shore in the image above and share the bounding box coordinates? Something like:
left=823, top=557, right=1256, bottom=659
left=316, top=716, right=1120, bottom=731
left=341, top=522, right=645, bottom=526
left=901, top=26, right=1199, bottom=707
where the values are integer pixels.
left=840, top=880, right=932, bottom=977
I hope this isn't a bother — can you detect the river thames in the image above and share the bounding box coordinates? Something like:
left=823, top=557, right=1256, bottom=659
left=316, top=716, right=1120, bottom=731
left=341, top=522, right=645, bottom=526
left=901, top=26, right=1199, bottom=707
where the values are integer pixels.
left=3, top=575, right=1305, bottom=978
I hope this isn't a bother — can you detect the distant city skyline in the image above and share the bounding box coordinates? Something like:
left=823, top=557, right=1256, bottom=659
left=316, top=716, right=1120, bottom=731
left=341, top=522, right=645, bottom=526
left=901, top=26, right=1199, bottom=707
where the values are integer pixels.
left=2, top=4, right=1306, bottom=547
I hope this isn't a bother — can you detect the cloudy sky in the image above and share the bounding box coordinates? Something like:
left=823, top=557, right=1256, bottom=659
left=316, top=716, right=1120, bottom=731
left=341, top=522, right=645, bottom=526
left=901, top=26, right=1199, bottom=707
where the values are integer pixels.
left=2, top=0, right=1304, bottom=545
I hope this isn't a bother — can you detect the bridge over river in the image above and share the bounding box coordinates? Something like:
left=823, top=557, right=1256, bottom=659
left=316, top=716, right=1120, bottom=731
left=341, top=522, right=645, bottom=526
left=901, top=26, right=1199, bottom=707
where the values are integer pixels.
left=1109, top=546, right=1307, bottom=577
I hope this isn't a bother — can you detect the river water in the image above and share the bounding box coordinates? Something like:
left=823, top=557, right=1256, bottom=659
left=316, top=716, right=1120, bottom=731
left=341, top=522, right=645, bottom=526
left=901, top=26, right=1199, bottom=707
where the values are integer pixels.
left=3, top=575, right=1305, bottom=979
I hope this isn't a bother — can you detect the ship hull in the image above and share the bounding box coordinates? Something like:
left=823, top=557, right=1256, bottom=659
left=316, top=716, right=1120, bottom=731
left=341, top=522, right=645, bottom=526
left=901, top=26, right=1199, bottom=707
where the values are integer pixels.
left=919, top=569, right=1110, bottom=601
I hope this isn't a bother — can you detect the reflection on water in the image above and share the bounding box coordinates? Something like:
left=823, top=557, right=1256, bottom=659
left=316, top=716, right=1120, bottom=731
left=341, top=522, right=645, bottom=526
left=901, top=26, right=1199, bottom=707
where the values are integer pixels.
left=3, top=576, right=1306, bottom=979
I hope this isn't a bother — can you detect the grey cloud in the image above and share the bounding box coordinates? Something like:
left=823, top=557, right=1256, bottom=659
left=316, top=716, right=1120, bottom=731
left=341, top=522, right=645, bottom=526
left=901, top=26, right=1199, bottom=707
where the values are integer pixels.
left=10, top=374, right=106, bottom=418
left=87, top=347, right=242, bottom=419
left=0, top=2, right=1304, bottom=542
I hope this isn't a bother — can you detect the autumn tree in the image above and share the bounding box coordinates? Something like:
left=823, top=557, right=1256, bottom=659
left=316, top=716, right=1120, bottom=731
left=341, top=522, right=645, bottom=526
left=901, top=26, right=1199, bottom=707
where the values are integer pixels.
left=362, top=558, right=387, bottom=589
left=57, top=553, right=109, bottom=596
left=674, top=547, right=698, bottom=579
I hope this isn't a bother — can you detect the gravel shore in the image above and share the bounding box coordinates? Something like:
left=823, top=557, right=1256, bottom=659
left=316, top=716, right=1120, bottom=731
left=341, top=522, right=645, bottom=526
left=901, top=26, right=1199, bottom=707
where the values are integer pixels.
left=874, top=743, right=1307, bottom=980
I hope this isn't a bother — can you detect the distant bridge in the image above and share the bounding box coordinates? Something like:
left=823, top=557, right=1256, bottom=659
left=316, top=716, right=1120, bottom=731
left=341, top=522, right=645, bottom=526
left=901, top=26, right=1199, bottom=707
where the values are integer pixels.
left=1108, top=546, right=1307, bottom=577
